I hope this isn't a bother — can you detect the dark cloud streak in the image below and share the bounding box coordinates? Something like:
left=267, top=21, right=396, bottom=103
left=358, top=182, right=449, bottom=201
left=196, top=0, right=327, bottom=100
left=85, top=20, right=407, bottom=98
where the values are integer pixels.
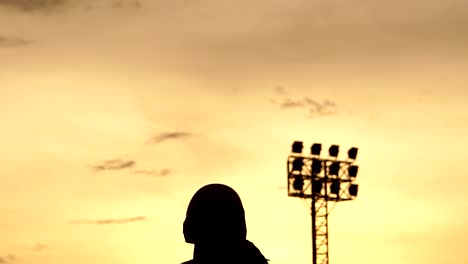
left=133, top=168, right=172, bottom=177
left=0, top=0, right=142, bottom=12
left=70, top=216, right=148, bottom=225
left=31, top=243, right=47, bottom=252
left=272, top=88, right=338, bottom=117
left=279, top=98, right=305, bottom=108
left=275, top=86, right=287, bottom=95
left=111, top=0, right=141, bottom=9
left=0, top=255, right=16, bottom=264
left=149, top=132, right=192, bottom=144
left=0, top=0, right=67, bottom=11
left=277, top=97, right=338, bottom=117
left=91, top=159, right=136, bottom=171
left=0, top=36, right=32, bottom=47
left=305, top=97, right=337, bottom=116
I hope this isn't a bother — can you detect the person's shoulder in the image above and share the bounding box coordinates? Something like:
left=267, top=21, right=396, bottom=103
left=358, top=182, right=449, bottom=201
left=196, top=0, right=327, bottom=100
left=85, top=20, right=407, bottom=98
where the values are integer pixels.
left=244, top=240, right=269, bottom=263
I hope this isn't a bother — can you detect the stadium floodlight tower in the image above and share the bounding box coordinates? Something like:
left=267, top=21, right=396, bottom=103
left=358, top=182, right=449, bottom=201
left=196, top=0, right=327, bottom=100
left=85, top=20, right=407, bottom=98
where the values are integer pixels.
left=287, top=141, right=360, bottom=264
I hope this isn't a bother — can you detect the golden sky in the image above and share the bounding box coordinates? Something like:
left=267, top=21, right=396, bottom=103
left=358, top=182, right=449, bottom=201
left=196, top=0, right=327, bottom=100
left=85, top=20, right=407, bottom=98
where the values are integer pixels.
left=1, top=1, right=468, bottom=264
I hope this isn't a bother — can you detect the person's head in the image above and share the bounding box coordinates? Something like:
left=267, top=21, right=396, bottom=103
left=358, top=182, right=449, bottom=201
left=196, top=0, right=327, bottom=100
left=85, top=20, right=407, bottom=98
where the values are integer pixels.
left=183, top=184, right=247, bottom=245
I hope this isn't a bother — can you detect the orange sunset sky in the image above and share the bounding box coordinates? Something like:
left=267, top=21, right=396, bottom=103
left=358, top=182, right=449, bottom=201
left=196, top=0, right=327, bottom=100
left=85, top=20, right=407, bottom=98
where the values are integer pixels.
left=1, top=1, right=468, bottom=264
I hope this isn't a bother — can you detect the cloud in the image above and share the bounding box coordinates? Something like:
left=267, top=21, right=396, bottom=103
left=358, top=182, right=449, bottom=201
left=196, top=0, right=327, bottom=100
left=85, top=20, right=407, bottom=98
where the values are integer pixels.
left=17, top=243, right=47, bottom=252
left=279, top=98, right=305, bottom=108
left=0, top=255, right=16, bottom=264
left=149, top=132, right=192, bottom=144
left=130, top=0, right=467, bottom=79
left=70, top=216, right=148, bottom=224
left=133, top=168, right=172, bottom=177
left=0, top=0, right=142, bottom=12
left=272, top=88, right=338, bottom=117
left=304, top=97, right=338, bottom=117
left=0, top=0, right=67, bottom=11
left=91, top=159, right=136, bottom=171
left=31, top=243, right=47, bottom=252
left=1, top=0, right=467, bottom=80
left=111, top=0, right=141, bottom=9
left=0, top=36, right=32, bottom=47
left=275, top=86, right=287, bottom=95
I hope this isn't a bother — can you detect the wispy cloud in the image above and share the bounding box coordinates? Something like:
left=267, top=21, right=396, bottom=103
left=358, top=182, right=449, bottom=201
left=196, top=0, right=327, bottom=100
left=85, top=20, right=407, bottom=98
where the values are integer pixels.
left=110, top=0, right=141, bottom=9
left=275, top=86, right=288, bottom=95
left=0, top=36, right=32, bottom=47
left=70, top=216, right=148, bottom=225
left=0, top=255, right=16, bottom=264
left=31, top=243, right=47, bottom=252
left=133, top=168, right=172, bottom=177
left=149, top=132, right=192, bottom=144
left=272, top=87, right=338, bottom=118
left=0, top=0, right=142, bottom=12
left=17, top=243, right=48, bottom=252
left=304, top=97, right=337, bottom=117
left=279, top=98, right=306, bottom=108
left=0, top=0, right=67, bottom=11
left=91, top=159, right=136, bottom=171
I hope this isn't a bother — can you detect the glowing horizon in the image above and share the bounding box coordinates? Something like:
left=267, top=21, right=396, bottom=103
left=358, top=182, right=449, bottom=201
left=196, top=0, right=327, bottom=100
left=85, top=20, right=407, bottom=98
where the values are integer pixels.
left=1, top=1, right=468, bottom=264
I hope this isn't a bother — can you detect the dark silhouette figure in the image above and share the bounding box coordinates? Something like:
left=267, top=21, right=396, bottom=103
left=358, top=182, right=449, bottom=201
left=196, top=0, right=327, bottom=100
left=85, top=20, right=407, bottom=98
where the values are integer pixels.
left=182, top=184, right=269, bottom=264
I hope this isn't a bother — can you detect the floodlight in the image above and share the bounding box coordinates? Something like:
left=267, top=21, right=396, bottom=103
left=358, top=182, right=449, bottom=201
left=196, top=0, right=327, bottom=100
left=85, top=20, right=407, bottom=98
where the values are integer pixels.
left=348, top=147, right=358, bottom=160
left=311, top=143, right=322, bottom=156
left=348, top=165, right=359, bottom=178
left=329, top=162, right=341, bottom=176
left=293, top=176, right=304, bottom=191
left=329, top=145, right=339, bottom=157
left=292, top=158, right=304, bottom=172
left=292, top=141, right=304, bottom=154
left=349, top=184, right=359, bottom=197
left=311, top=159, right=323, bottom=175
left=286, top=140, right=362, bottom=264
left=312, top=180, right=323, bottom=194
left=286, top=140, right=359, bottom=264
left=330, top=180, right=340, bottom=195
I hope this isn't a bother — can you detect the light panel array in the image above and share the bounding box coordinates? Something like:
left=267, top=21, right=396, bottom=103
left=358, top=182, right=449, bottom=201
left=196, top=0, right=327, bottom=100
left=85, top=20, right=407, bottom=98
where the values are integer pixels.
left=288, top=141, right=360, bottom=199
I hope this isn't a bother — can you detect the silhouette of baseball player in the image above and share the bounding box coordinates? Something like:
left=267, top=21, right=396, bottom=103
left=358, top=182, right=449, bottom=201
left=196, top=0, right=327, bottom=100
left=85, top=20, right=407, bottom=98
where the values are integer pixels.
left=182, top=184, right=269, bottom=264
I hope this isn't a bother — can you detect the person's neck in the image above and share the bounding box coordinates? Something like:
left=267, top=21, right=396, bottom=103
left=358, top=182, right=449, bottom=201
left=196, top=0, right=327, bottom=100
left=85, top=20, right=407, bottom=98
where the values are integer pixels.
left=193, top=241, right=244, bottom=263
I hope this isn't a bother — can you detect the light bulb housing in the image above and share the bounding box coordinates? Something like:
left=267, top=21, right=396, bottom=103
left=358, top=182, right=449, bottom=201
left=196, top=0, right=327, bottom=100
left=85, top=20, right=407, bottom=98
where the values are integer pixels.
left=311, top=143, right=322, bottom=156
left=329, top=145, right=339, bottom=157
left=292, top=141, right=304, bottom=154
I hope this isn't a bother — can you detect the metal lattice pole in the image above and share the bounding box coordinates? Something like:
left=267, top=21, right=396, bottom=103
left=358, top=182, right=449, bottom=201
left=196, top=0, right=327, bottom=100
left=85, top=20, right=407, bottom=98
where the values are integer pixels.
left=287, top=142, right=360, bottom=264
left=314, top=196, right=330, bottom=264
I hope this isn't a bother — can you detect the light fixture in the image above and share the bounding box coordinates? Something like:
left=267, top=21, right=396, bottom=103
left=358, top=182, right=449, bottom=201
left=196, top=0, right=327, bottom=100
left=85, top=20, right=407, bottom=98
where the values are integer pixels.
left=293, top=176, right=304, bottom=191
left=292, top=141, right=304, bottom=154
left=329, top=145, right=339, bottom=157
left=348, top=147, right=358, bottom=160
left=349, top=184, right=359, bottom=197
left=287, top=140, right=363, bottom=264
left=311, top=143, right=322, bottom=156
left=329, top=162, right=341, bottom=176
left=312, top=180, right=323, bottom=194
left=311, top=159, right=323, bottom=175
left=292, top=158, right=304, bottom=172
left=348, top=165, right=359, bottom=178
left=330, top=180, right=340, bottom=195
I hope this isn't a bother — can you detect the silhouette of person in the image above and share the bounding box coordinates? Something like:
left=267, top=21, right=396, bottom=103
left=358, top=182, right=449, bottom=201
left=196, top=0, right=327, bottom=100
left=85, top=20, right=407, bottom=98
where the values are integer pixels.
left=182, top=184, right=269, bottom=264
